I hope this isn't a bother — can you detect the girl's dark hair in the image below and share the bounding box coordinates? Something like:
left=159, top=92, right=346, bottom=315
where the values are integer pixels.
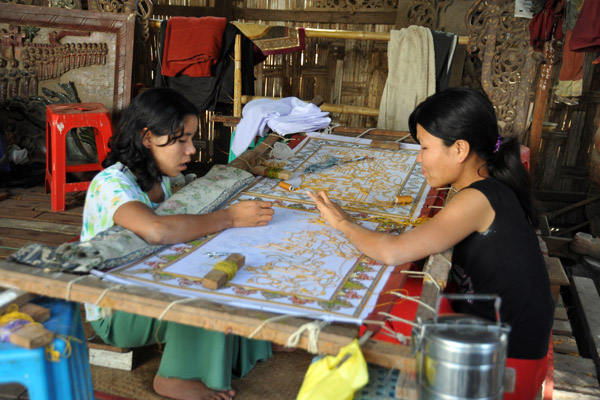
left=103, top=87, right=199, bottom=192
left=408, top=87, right=538, bottom=227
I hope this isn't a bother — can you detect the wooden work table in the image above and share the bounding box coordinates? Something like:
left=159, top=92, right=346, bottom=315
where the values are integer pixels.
left=0, top=128, right=446, bottom=375
left=0, top=259, right=415, bottom=370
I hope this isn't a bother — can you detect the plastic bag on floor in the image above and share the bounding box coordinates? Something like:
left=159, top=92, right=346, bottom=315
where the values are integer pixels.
left=297, top=339, right=369, bottom=400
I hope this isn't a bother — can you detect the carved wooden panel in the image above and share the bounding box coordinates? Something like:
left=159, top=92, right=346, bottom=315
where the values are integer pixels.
left=466, top=0, right=536, bottom=139
left=47, top=0, right=81, bottom=9
left=87, top=0, right=134, bottom=14
left=398, top=0, right=471, bottom=35
left=405, top=0, right=454, bottom=29
left=307, top=0, right=397, bottom=11
left=0, top=0, right=46, bottom=5
left=0, top=4, right=134, bottom=112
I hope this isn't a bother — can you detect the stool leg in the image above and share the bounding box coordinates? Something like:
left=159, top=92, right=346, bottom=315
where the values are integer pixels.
left=95, top=114, right=113, bottom=164
left=50, top=123, right=67, bottom=212
left=45, top=120, right=52, bottom=194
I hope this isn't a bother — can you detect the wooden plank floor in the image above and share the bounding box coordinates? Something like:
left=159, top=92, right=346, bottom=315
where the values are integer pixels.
left=0, top=186, right=85, bottom=260
left=552, top=294, right=600, bottom=400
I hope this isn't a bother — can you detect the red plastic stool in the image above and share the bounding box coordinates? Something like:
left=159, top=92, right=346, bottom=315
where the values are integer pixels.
left=45, top=103, right=112, bottom=212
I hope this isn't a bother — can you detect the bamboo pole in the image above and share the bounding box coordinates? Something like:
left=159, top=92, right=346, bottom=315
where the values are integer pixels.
left=304, top=28, right=468, bottom=45
left=148, top=20, right=468, bottom=45
left=233, top=34, right=242, bottom=118
left=241, top=95, right=379, bottom=117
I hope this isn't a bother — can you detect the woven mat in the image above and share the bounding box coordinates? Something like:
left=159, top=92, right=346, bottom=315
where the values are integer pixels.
left=354, top=363, right=401, bottom=400
left=91, top=346, right=313, bottom=400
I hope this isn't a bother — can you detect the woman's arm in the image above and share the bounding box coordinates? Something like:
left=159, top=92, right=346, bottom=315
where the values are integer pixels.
left=113, top=200, right=274, bottom=245
left=307, top=189, right=494, bottom=266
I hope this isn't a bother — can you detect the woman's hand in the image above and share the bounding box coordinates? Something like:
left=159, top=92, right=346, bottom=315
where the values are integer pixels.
left=227, top=200, right=274, bottom=227
left=306, top=190, right=350, bottom=230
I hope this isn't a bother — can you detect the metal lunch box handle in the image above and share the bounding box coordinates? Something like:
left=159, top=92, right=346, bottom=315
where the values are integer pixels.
left=433, top=293, right=503, bottom=326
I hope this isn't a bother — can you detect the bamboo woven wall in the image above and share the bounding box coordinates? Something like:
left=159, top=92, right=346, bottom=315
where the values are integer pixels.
left=147, top=0, right=397, bottom=128
left=235, top=0, right=396, bottom=128
left=141, top=0, right=600, bottom=234
left=534, top=52, right=600, bottom=228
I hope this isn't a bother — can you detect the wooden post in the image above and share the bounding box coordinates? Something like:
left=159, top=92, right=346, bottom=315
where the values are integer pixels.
left=233, top=34, right=242, bottom=118
left=529, top=40, right=558, bottom=181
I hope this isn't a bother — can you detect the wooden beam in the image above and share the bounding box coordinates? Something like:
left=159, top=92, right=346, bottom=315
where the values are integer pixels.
left=0, top=218, right=81, bottom=236
left=416, top=249, right=452, bottom=321
left=545, top=194, right=600, bottom=221
left=233, top=9, right=397, bottom=25
left=303, top=28, right=468, bottom=46
left=535, top=190, right=587, bottom=203
left=210, top=115, right=417, bottom=143
left=240, top=95, right=380, bottom=117
left=571, top=277, right=600, bottom=382
left=152, top=5, right=232, bottom=18
left=529, top=40, right=558, bottom=181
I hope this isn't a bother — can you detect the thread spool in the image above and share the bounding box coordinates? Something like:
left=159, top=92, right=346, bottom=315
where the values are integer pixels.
left=394, top=195, right=413, bottom=205
left=251, top=165, right=294, bottom=180
left=202, top=253, right=245, bottom=290
left=278, top=181, right=296, bottom=191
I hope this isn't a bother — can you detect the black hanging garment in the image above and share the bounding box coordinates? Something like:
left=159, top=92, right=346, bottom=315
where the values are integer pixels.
left=154, top=20, right=256, bottom=113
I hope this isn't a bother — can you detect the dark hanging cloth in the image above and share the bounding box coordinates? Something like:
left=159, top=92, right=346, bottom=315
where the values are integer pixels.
left=431, top=30, right=458, bottom=92
left=569, top=0, right=600, bottom=54
left=529, top=0, right=565, bottom=51
left=155, top=21, right=256, bottom=113
left=555, top=0, right=586, bottom=99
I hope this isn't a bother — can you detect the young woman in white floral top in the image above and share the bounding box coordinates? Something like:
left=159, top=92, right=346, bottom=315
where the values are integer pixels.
left=82, top=87, right=273, bottom=400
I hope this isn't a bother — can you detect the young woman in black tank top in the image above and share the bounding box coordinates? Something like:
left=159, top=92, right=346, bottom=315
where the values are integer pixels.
left=308, top=87, right=553, bottom=400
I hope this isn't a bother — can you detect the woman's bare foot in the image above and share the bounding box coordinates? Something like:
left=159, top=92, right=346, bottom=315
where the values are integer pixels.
left=153, top=375, right=235, bottom=400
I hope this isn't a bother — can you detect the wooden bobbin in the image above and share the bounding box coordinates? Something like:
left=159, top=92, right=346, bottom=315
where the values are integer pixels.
left=370, top=140, right=402, bottom=150
left=394, top=195, right=413, bottom=205
left=10, top=323, right=54, bottom=349
left=202, top=253, right=245, bottom=290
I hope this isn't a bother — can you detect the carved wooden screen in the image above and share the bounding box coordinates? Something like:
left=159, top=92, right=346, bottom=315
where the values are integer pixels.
left=401, top=0, right=537, bottom=140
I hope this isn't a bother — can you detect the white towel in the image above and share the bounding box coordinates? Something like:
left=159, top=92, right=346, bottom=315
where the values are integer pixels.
left=377, top=26, right=436, bottom=132
left=231, top=97, right=331, bottom=157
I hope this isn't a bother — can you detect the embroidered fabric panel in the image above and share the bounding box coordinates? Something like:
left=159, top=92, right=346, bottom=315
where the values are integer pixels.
left=105, top=134, right=429, bottom=324
left=109, top=198, right=390, bottom=322
left=245, top=135, right=428, bottom=220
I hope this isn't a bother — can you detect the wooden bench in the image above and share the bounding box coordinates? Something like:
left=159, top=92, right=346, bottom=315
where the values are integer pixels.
left=544, top=255, right=570, bottom=304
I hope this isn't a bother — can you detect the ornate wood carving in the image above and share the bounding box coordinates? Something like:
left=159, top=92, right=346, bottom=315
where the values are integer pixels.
left=466, top=0, right=537, bottom=139
left=0, top=25, right=108, bottom=103
left=87, top=0, right=134, bottom=14
left=135, top=0, right=153, bottom=43
left=88, top=0, right=153, bottom=44
left=47, top=0, right=81, bottom=9
left=0, top=3, right=134, bottom=112
left=0, top=0, right=44, bottom=5
left=405, top=0, right=454, bottom=29
left=307, top=0, right=397, bottom=11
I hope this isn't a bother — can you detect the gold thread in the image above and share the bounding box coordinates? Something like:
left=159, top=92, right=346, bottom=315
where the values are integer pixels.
left=213, top=260, right=238, bottom=280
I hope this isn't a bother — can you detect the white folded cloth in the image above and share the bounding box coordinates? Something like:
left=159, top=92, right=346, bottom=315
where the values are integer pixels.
left=231, top=97, right=331, bottom=156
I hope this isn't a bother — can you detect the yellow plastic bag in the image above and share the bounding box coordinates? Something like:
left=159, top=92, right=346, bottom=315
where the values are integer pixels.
left=297, top=339, right=369, bottom=400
